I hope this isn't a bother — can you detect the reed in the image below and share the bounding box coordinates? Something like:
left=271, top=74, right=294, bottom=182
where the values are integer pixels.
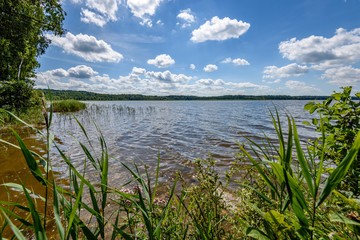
left=52, top=100, right=86, bottom=113
left=0, top=101, right=360, bottom=239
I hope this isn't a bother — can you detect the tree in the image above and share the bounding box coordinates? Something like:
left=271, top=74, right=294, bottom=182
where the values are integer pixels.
left=0, top=0, right=65, bottom=110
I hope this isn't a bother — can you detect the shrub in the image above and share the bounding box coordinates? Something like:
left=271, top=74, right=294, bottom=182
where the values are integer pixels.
left=52, top=99, right=86, bottom=112
left=304, top=86, right=360, bottom=196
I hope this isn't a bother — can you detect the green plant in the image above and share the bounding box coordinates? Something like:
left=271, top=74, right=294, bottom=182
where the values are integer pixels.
left=304, top=86, right=360, bottom=196
left=235, top=108, right=360, bottom=239
left=52, top=99, right=86, bottom=112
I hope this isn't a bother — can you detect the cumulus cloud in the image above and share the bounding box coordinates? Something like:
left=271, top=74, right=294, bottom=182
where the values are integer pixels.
left=46, top=32, right=123, bottom=62
left=285, top=80, right=320, bottom=95
left=85, top=0, right=118, bottom=21
left=147, top=54, right=175, bottom=68
left=132, top=67, right=146, bottom=75
left=127, top=0, right=164, bottom=27
left=233, top=58, right=250, bottom=66
left=263, top=63, right=309, bottom=79
left=190, top=64, right=196, bottom=70
left=146, top=70, right=192, bottom=83
left=177, top=8, right=195, bottom=28
left=68, top=65, right=99, bottom=78
left=279, top=28, right=360, bottom=68
left=80, top=8, right=107, bottom=27
left=203, top=64, right=218, bottom=72
left=321, top=66, right=360, bottom=85
left=35, top=66, right=270, bottom=96
left=196, top=78, right=225, bottom=86
left=37, top=65, right=98, bottom=80
left=221, top=57, right=249, bottom=66
left=191, top=16, right=250, bottom=43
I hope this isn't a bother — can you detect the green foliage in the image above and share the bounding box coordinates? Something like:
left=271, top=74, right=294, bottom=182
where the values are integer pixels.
left=304, top=86, right=360, bottom=196
left=0, top=0, right=65, bottom=110
left=52, top=99, right=86, bottom=112
left=41, top=89, right=335, bottom=101
left=1, top=98, right=360, bottom=239
left=234, top=108, right=360, bottom=239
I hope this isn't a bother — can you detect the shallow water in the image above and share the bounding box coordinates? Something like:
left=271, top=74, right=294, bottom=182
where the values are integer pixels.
left=1, top=100, right=318, bottom=194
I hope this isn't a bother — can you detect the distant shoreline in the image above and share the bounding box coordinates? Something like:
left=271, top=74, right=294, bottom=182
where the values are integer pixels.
left=40, top=89, right=359, bottom=101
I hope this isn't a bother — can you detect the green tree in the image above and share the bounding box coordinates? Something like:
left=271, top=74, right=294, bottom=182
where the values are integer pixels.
left=0, top=0, right=65, bottom=111
left=304, top=86, right=360, bottom=196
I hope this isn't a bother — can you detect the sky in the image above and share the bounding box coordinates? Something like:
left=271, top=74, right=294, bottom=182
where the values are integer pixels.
left=35, top=0, right=360, bottom=96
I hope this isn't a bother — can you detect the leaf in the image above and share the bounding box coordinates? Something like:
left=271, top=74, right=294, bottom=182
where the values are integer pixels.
left=329, top=211, right=360, bottom=226
left=292, top=117, right=314, bottom=197
left=246, top=227, right=271, bottom=240
left=265, top=210, right=285, bottom=226
left=53, top=179, right=65, bottom=240
left=316, top=131, right=360, bottom=207
left=304, top=102, right=315, bottom=111
left=12, top=130, right=46, bottom=185
left=0, top=210, right=27, bottom=240
left=22, top=184, right=47, bottom=240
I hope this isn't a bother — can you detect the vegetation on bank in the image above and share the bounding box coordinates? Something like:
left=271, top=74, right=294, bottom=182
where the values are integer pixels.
left=0, top=87, right=360, bottom=239
left=52, top=100, right=86, bottom=113
left=41, top=89, right=345, bottom=101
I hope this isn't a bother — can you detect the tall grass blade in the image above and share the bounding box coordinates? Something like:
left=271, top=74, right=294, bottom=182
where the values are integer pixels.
left=22, top=184, right=47, bottom=240
left=316, top=131, right=360, bottom=207
left=0, top=109, right=45, bottom=137
left=12, top=130, right=46, bottom=185
left=65, top=178, right=84, bottom=238
left=152, top=153, right=160, bottom=203
left=154, top=173, right=179, bottom=237
left=52, top=179, right=65, bottom=240
left=235, top=140, right=280, bottom=199
left=0, top=139, right=46, bottom=166
left=1, top=210, right=26, bottom=240
left=292, top=117, right=314, bottom=197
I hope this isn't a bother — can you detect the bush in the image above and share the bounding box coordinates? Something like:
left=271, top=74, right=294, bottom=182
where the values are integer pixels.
left=52, top=99, right=86, bottom=112
left=304, top=86, right=360, bottom=196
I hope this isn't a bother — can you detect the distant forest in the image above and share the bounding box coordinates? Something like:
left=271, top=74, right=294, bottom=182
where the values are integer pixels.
left=41, top=89, right=357, bottom=101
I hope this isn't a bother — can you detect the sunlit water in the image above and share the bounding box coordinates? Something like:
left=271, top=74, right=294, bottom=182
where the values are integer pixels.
left=1, top=100, right=318, bottom=195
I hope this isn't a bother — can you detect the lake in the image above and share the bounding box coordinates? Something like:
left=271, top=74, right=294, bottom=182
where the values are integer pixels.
left=0, top=100, right=318, bottom=194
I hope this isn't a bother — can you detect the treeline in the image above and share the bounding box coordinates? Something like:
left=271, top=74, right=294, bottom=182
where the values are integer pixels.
left=40, top=89, right=343, bottom=101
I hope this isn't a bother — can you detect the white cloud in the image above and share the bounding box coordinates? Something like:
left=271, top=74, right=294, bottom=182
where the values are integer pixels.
left=146, top=70, right=192, bottom=83
left=285, top=80, right=321, bottom=95
left=177, top=8, right=195, bottom=28
left=80, top=8, right=107, bottom=27
left=85, top=0, right=118, bottom=21
left=147, top=54, right=175, bottom=68
left=196, top=79, right=225, bottom=86
left=263, top=63, right=309, bottom=79
left=203, top=64, right=218, bottom=72
left=35, top=66, right=271, bottom=95
left=321, top=66, right=360, bottom=86
left=221, top=57, right=232, bottom=64
left=36, top=65, right=98, bottom=80
left=279, top=28, right=360, bottom=67
left=156, top=20, right=164, bottom=26
left=232, top=58, right=250, bottom=66
left=190, top=64, right=196, bottom=70
left=221, top=57, right=249, bottom=65
left=46, top=32, right=123, bottom=62
left=191, top=16, right=250, bottom=43
left=127, top=0, right=164, bottom=27
left=132, top=67, right=146, bottom=75
left=68, top=65, right=99, bottom=78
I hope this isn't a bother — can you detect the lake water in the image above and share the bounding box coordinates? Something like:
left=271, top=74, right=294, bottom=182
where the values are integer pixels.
left=0, top=100, right=318, bottom=194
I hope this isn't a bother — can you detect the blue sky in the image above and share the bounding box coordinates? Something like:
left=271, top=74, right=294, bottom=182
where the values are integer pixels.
left=35, top=0, right=360, bottom=96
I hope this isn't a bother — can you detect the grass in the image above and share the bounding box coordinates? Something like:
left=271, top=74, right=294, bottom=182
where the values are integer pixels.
left=52, top=99, right=86, bottom=113
left=1, top=102, right=360, bottom=239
